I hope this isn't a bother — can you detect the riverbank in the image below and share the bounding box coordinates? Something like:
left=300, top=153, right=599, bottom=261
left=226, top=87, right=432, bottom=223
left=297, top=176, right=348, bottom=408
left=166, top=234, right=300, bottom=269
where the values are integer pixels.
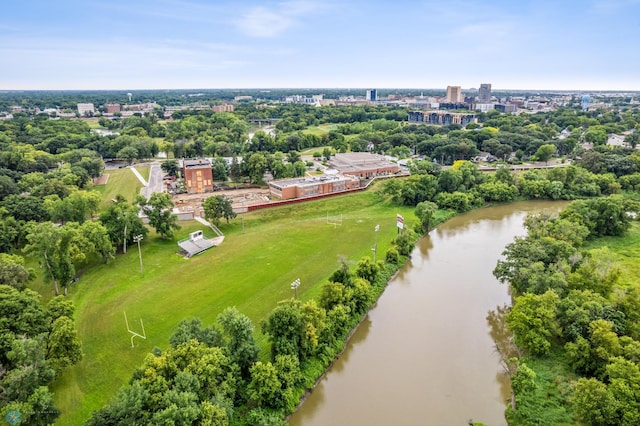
left=287, top=208, right=457, bottom=419
left=288, top=201, right=571, bottom=425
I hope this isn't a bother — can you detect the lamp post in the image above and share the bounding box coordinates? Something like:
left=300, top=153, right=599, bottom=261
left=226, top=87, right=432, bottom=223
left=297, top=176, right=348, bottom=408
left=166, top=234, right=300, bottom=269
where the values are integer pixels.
left=133, top=234, right=144, bottom=277
left=291, top=278, right=300, bottom=299
left=372, top=224, right=380, bottom=263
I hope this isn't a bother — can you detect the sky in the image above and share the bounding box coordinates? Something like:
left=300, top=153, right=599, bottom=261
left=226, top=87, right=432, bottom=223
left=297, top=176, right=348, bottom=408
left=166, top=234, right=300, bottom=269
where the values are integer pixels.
left=1, top=0, right=639, bottom=91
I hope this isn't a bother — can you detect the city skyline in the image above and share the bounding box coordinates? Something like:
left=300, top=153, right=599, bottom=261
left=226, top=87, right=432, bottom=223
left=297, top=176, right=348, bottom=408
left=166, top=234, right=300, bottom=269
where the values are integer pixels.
left=2, top=0, right=639, bottom=91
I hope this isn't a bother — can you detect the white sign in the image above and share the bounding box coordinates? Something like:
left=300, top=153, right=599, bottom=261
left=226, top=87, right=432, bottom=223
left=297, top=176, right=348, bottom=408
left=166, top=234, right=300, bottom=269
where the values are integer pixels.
left=397, top=214, right=404, bottom=229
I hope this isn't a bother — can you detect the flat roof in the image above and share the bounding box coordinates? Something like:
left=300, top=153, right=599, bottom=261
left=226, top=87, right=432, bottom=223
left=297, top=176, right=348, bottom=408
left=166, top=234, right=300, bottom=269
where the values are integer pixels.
left=183, top=158, right=211, bottom=168
left=329, top=153, right=398, bottom=172
left=270, top=174, right=357, bottom=188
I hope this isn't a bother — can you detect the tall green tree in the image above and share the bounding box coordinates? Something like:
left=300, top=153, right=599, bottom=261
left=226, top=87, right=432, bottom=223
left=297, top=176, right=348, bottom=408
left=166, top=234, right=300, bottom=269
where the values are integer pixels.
left=0, top=253, right=32, bottom=290
left=139, top=193, right=180, bottom=239
left=46, top=316, right=83, bottom=373
left=217, top=307, right=259, bottom=380
left=203, top=195, right=236, bottom=227
left=414, top=201, right=438, bottom=233
left=533, top=143, right=556, bottom=165
left=99, top=195, right=148, bottom=253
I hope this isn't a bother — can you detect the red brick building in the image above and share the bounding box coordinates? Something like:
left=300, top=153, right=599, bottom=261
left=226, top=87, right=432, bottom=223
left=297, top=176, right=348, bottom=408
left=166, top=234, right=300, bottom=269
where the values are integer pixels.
left=269, top=174, right=360, bottom=200
left=182, top=159, right=214, bottom=194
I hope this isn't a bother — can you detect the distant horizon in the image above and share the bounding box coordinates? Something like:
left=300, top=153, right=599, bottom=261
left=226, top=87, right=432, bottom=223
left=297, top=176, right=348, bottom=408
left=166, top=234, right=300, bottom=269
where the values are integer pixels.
left=2, top=1, right=639, bottom=92
left=1, top=87, right=639, bottom=94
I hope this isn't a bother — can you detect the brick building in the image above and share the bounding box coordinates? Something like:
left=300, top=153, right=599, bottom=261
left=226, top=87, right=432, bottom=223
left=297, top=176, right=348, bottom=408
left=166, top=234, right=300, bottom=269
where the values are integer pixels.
left=182, top=159, right=214, bottom=194
left=269, top=174, right=360, bottom=200
left=328, top=153, right=399, bottom=179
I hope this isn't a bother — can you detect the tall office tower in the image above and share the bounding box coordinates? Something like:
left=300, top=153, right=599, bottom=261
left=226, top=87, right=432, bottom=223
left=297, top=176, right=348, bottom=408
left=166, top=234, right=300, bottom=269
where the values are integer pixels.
left=478, top=84, right=492, bottom=102
left=581, top=94, right=590, bottom=111
left=446, top=86, right=462, bottom=103
left=366, top=89, right=377, bottom=101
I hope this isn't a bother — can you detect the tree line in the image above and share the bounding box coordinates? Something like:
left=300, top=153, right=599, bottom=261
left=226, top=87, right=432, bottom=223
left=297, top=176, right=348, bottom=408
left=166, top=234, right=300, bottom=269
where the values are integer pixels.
left=492, top=196, right=640, bottom=425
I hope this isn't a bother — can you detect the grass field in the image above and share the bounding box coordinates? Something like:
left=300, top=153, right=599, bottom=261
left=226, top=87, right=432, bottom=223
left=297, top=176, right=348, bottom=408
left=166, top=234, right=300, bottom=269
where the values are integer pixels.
left=134, top=164, right=150, bottom=181
left=93, top=167, right=148, bottom=209
left=47, top=185, right=416, bottom=424
left=302, top=124, right=337, bottom=137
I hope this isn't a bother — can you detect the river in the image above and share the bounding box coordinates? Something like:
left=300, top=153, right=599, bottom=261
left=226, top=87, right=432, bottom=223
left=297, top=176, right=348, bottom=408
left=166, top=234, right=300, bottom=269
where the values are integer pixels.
left=289, top=200, right=568, bottom=426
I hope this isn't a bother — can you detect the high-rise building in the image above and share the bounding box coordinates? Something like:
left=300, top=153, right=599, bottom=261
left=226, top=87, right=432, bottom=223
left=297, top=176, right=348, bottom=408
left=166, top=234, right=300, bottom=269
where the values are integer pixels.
left=445, top=86, right=462, bottom=103
left=366, top=89, right=377, bottom=102
left=581, top=95, right=590, bottom=111
left=478, top=84, right=492, bottom=102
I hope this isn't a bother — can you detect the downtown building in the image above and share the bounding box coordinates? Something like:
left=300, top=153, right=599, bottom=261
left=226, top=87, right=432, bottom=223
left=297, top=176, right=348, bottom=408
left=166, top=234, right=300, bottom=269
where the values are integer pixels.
left=478, top=84, right=492, bottom=102
left=445, top=86, right=463, bottom=103
left=408, top=111, right=477, bottom=126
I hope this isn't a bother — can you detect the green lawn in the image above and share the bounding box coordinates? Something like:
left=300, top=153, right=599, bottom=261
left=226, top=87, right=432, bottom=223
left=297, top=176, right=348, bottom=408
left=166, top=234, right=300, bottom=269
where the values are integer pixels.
left=301, top=124, right=337, bottom=137
left=48, top=186, right=416, bottom=424
left=93, top=167, right=147, bottom=209
left=134, top=164, right=150, bottom=181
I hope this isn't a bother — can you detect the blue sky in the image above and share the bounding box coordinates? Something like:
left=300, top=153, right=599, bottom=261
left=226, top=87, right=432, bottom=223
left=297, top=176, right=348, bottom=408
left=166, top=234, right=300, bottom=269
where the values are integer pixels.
left=1, top=0, right=639, bottom=90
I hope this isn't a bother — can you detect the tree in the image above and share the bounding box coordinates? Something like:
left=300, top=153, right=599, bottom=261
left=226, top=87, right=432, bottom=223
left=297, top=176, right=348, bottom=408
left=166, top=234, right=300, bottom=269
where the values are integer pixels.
left=44, top=190, right=101, bottom=224
left=355, top=257, right=379, bottom=284
left=0, top=253, right=33, bottom=290
left=203, top=195, right=236, bottom=227
left=506, top=290, right=561, bottom=356
left=24, top=222, right=77, bottom=296
left=248, top=361, right=282, bottom=409
left=245, top=153, right=267, bottom=183
left=161, top=159, right=179, bottom=177
left=261, top=300, right=306, bottom=361
left=169, top=318, right=222, bottom=348
left=46, top=316, right=83, bottom=373
left=571, top=378, right=617, bottom=425
left=139, top=193, right=180, bottom=239
left=24, top=221, right=113, bottom=295
left=217, top=307, right=259, bottom=380
left=211, top=157, right=229, bottom=182
left=117, top=146, right=139, bottom=165
left=533, top=143, right=556, bottom=165
left=415, top=201, right=438, bottom=233
left=581, top=196, right=638, bottom=237
left=99, top=195, right=148, bottom=254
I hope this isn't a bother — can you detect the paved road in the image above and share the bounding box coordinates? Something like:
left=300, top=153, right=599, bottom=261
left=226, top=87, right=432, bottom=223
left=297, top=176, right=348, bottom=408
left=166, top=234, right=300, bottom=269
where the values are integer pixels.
left=132, top=162, right=164, bottom=200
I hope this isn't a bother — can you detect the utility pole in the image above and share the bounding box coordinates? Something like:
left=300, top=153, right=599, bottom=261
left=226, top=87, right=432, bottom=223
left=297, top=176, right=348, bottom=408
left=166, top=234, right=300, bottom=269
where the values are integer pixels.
left=291, top=278, right=300, bottom=299
left=372, top=224, right=380, bottom=263
left=133, top=234, right=144, bottom=277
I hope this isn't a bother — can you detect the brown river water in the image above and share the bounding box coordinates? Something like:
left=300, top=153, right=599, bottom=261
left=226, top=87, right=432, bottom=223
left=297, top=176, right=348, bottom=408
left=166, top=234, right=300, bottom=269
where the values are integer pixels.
left=289, top=201, right=568, bottom=426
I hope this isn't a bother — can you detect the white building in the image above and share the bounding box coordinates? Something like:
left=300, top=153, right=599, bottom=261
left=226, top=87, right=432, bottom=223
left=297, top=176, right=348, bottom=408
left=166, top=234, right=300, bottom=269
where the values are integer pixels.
left=77, top=103, right=95, bottom=116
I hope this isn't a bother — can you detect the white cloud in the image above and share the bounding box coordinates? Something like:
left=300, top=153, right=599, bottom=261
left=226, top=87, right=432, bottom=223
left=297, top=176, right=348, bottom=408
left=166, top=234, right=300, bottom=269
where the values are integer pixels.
left=235, top=0, right=325, bottom=38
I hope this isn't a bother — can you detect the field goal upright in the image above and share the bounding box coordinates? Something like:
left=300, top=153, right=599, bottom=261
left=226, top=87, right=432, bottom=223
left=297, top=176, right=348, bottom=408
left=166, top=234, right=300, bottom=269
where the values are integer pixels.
left=326, top=211, right=343, bottom=228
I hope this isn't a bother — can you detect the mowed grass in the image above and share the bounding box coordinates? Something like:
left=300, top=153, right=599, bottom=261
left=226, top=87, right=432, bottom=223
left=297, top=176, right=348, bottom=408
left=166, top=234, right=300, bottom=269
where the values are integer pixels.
left=134, top=164, right=150, bottom=181
left=50, top=186, right=416, bottom=424
left=93, top=167, right=147, bottom=209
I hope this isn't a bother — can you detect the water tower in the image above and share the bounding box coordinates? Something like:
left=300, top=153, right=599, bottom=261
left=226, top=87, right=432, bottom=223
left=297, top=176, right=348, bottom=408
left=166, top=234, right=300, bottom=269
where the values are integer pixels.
left=127, top=93, right=132, bottom=102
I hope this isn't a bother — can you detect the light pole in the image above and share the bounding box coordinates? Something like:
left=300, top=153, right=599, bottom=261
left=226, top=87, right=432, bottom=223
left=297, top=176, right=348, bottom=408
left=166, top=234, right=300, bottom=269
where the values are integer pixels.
left=133, top=234, right=144, bottom=277
left=291, top=278, right=300, bottom=299
left=372, top=224, right=380, bottom=263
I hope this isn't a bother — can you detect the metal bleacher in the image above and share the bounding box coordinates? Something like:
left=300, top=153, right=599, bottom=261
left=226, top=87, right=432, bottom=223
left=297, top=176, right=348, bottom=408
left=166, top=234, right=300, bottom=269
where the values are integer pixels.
left=177, top=230, right=216, bottom=258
